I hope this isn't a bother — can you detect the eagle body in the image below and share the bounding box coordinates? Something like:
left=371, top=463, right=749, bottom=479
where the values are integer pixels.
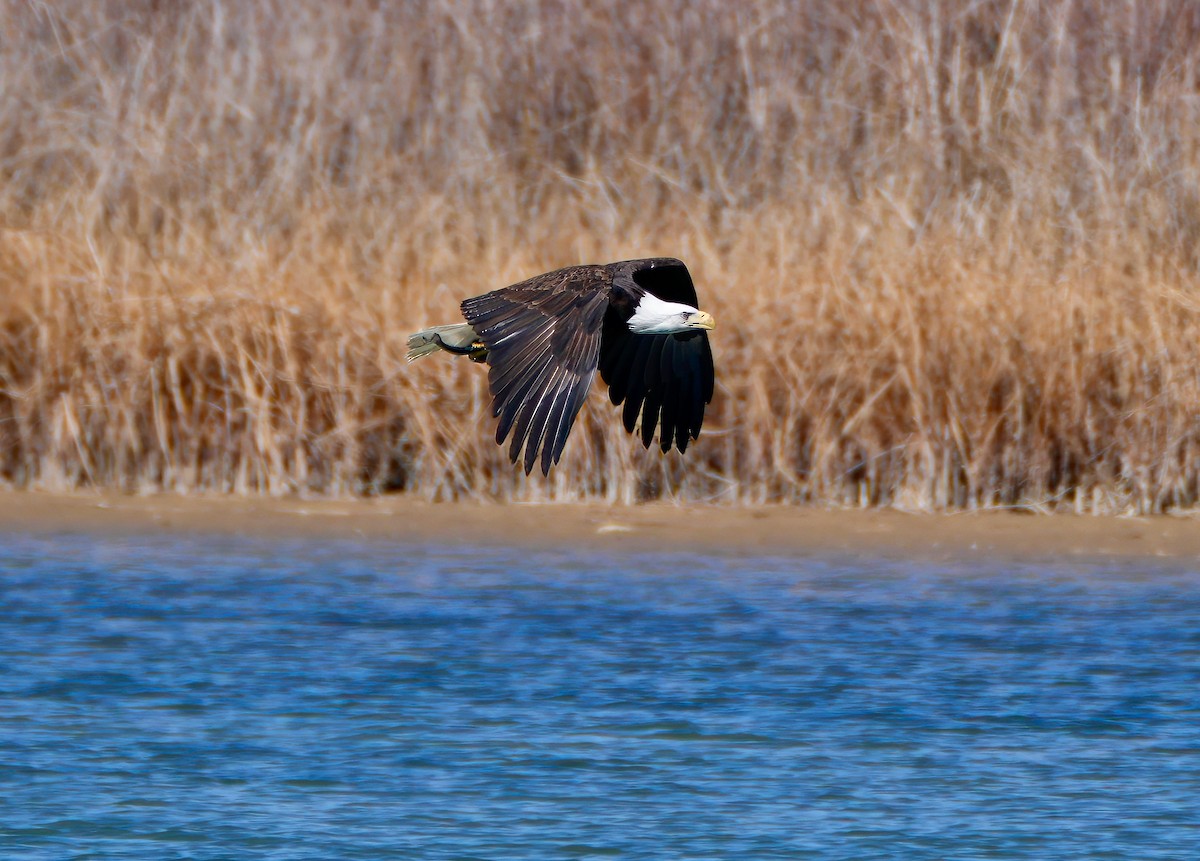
left=408, top=258, right=715, bottom=475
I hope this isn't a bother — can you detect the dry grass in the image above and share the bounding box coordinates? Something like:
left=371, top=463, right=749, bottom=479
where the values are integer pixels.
left=2, top=0, right=1200, bottom=511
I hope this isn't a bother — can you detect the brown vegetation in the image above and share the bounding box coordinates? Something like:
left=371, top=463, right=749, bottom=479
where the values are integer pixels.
left=2, top=0, right=1200, bottom=511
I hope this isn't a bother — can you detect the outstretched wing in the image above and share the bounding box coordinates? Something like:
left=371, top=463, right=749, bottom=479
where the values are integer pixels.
left=461, top=267, right=610, bottom=475
left=627, top=257, right=700, bottom=306
left=599, top=261, right=715, bottom=454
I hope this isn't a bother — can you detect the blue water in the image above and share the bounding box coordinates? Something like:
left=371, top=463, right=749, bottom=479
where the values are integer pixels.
left=1, top=535, right=1199, bottom=860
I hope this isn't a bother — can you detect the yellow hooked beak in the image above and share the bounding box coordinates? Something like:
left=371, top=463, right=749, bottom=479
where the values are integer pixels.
left=690, top=311, right=716, bottom=331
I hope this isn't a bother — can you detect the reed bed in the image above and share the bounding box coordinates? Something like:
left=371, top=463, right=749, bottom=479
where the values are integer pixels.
left=2, top=0, right=1200, bottom=511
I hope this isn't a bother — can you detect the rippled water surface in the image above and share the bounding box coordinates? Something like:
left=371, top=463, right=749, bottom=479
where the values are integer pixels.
left=2, top=533, right=1199, bottom=859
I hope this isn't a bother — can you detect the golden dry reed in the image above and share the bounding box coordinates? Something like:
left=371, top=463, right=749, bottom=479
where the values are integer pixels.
left=2, top=0, right=1200, bottom=511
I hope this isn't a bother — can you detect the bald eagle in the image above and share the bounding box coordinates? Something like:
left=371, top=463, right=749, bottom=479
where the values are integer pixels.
left=408, top=258, right=716, bottom=475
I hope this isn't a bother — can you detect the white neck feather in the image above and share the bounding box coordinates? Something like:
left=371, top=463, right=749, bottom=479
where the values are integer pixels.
left=627, top=294, right=699, bottom=335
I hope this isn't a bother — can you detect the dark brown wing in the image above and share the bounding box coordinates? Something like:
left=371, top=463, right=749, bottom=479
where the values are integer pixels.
left=461, top=266, right=610, bottom=475
left=599, top=260, right=715, bottom=454
left=626, top=257, right=700, bottom=306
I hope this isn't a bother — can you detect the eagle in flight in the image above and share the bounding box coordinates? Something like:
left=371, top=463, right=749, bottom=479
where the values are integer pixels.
left=408, top=258, right=715, bottom=475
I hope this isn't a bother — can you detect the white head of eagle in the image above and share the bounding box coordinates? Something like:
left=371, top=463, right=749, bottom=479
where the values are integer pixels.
left=407, top=258, right=717, bottom=475
left=627, top=293, right=716, bottom=335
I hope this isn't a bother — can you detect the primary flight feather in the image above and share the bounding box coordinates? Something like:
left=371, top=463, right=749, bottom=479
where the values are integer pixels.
left=408, top=258, right=716, bottom=475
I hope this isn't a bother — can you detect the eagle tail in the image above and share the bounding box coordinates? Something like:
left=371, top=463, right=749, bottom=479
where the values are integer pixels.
left=406, top=324, right=480, bottom=362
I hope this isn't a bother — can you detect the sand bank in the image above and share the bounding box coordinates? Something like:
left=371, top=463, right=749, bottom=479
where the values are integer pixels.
left=1, top=491, right=1199, bottom=563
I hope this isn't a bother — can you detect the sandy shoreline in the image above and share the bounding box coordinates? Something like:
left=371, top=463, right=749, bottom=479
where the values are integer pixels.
left=1, top=490, right=1199, bottom=563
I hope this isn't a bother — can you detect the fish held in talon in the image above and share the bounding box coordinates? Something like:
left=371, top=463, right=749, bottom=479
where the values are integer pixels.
left=407, top=257, right=717, bottom=475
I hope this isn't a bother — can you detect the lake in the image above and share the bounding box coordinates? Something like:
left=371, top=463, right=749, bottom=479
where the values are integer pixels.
left=1, top=533, right=1198, bottom=859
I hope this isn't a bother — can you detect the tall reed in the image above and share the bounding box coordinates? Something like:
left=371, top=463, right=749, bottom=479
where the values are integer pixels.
left=2, top=0, right=1199, bottom=511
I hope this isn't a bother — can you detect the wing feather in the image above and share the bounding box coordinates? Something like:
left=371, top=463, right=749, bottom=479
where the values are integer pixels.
left=516, top=327, right=599, bottom=474
left=495, top=351, right=555, bottom=445
left=658, top=339, right=679, bottom=453
left=605, top=332, right=639, bottom=405
left=515, top=365, right=565, bottom=471
left=638, top=337, right=667, bottom=446
left=462, top=266, right=609, bottom=474
left=640, top=385, right=663, bottom=448
left=549, top=365, right=597, bottom=466
left=542, top=325, right=600, bottom=469
left=527, top=367, right=574, bottom=475
left=507, top=354, right=569, bottom=465
left=620, top=335, right=654, bottom=433
left=490, top=327, right=555, bottom=404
